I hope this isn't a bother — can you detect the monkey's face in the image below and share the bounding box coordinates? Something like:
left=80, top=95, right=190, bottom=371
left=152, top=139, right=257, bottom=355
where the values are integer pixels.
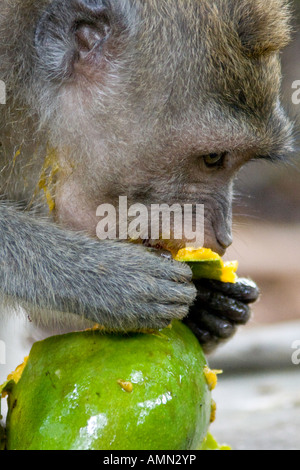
left=23, top=0, right=293, bottom=255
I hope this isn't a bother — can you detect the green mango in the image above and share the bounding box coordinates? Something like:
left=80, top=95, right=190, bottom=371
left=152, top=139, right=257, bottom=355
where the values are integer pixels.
left=3, top=321, right=212, bottom=450
left=174, top=247, right=238, bottom=283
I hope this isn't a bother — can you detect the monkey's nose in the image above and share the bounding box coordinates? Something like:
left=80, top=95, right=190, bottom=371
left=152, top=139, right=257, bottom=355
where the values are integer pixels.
left=217, top=232, right=233, bottom=250
left=204, top=232, right=233, bottom=257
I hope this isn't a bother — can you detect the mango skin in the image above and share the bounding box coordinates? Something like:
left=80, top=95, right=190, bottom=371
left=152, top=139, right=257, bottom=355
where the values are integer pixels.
left=5, top=321, right=211, bottom=450
left=0, top=424, right=5, bottom=450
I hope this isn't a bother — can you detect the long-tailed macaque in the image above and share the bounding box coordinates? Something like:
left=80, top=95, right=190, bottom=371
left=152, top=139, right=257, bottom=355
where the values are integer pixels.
left=0, top=0, right=293, bottom=356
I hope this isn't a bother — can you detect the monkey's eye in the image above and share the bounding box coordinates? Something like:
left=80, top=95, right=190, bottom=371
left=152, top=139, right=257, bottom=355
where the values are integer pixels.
left=203, top=152, right=227, bottom=168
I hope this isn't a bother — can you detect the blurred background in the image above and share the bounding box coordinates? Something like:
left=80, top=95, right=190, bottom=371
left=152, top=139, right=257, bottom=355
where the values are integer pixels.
left=209, top=0, right=300, bottom=450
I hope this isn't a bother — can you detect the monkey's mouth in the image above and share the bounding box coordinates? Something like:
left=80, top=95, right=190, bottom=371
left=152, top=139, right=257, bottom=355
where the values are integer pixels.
left=141, top=238, right=185, bottom=256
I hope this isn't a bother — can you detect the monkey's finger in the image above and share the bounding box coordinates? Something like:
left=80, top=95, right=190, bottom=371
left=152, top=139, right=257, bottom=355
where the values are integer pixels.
left=132, top=302, right=192, bottom=330
left=103, top=296, right=192, bottom=331
left=182, top=319, right=216, bottom=345
left=194, top=285, right=251, bottom=325
left=133, top=247, right=194, bottom=284
left=124, top=270, right=196, bottom=305
left=110, top=243, right=193, bottom=285
left=152, top=257, right=194, bottom=284
left=198, top=278, right=260, bottom=304
left=182, top=318, right=230, bottom=354
left=188, top=310, right=236, bottom=340
left=144, top=279, right=197, bottom=305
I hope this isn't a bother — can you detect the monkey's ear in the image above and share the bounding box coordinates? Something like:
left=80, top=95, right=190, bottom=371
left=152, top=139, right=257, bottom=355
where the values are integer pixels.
left=35, top=0, right=123, bottom=80
left=73, top=6, right=111, bottom=61
left=237, top=0, right=292, bottom=57
left=71, top=0, right=114, bottom=64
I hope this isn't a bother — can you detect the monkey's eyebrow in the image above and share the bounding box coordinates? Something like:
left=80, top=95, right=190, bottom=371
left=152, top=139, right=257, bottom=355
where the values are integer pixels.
left=254, top=152, right=286, bottom=162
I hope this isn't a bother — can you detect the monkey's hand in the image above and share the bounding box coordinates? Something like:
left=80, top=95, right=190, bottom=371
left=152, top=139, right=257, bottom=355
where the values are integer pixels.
left=75, top=241, right=197, bottom=331
left=183, top=278, right=260, bottom=353
left=0, top=207, right=195, bottom=331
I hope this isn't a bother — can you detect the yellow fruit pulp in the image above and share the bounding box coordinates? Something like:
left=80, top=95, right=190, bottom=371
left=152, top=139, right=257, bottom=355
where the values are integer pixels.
left=174, top=247, right=238, bottom=284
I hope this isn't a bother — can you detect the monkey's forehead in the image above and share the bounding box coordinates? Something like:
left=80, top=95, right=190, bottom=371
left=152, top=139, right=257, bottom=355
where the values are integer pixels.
left=121, top=0, right=290, bottom=109
left=127, top=0, right=291, bottom=56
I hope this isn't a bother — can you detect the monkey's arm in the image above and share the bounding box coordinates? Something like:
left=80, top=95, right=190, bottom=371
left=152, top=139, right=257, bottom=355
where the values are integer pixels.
left=0, top=205, right=196, bottom=330
left=183, top=278, right=260, bottom=353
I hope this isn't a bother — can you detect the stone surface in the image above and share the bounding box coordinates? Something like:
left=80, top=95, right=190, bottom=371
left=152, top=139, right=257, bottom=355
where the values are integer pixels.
left=210, top=369, right=300, bottom=450
left=209, top=323, right=300, bottom=451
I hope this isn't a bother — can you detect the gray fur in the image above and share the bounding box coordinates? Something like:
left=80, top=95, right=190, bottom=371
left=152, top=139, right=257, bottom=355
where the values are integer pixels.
left=0, top=0, right=293, bottom=333
left=0, top=205, right=195, bottom=330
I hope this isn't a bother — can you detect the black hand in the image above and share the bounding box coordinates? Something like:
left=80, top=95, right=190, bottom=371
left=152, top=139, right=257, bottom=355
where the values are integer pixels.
left=200, top=278, right=260, bottom=304
left=183, top=278, right=260, bottom=353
